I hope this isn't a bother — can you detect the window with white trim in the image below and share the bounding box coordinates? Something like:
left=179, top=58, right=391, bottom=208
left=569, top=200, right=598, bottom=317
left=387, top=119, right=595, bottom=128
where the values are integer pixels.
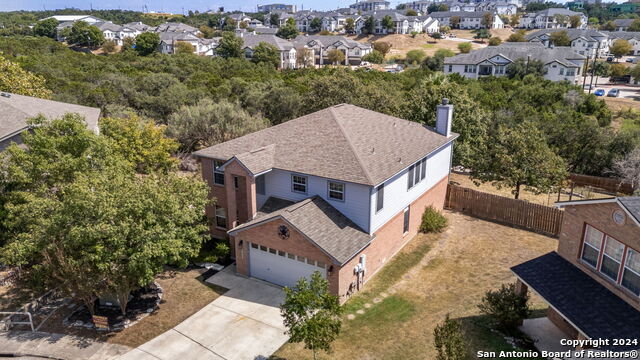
left=328, top=181, right=345, bottom=201
left=407, top=157, right=427, bottom=190
left=215, top=206, right=227, bottom=229
left=581, top=224, right=603, bottom=268
left=600, top=236, right=624, bottom=281
left=622, top=248, right=640, bottom=296
left=292, top=174, right=307, bottom=193
left=376, top=183, right=384, bottom=212
left=213, top=160, right=225, bottom=185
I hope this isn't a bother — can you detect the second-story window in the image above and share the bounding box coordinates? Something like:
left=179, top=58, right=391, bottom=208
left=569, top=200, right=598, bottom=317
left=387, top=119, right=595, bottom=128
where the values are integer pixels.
left=328, top=181, right=345, bottom=201
left=256, top=174, right=266, bottom=195
left=292, top=174, right=307, bottom=194
left=408, top=157, right=428, bottom=190
left=214, top=160, right=225, bottom=185
left=376, top=183, right=384, bottom=212
left=581, top=224, right=603, bottom=268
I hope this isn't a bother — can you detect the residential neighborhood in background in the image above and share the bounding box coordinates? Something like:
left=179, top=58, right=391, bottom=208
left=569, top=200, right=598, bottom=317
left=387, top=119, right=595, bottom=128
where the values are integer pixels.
left=3, top=0, right=640, bottom=359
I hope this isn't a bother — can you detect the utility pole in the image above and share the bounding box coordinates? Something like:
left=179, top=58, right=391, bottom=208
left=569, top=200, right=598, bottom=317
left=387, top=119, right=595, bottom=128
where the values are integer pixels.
left=588, top=41, right=600, bottom=93
left=582, top=55, right=589, bottom=90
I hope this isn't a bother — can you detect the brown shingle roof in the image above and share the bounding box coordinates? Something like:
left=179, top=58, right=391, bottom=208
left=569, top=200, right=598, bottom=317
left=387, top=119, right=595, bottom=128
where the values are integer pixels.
left=229, top=196, right=373, bottom=264
left=0, top=93, right=101, bottom=143
left=194, top=104, right=456, bottom=186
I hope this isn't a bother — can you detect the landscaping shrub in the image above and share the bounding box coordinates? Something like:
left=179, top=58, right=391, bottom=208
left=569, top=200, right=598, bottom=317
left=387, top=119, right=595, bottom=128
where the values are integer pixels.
left=434, top=314, right=467, bottom=360
left=362, top=50, right=384, bottom=64
left=457, top=42, right=472, bottom=53
left=478, top=283, right=530, bottom=332
left=488, top=37, right=502, bottom=46
left=191, top=238, right=231, bottom=264
left=420, top=205, right=448, bottom=233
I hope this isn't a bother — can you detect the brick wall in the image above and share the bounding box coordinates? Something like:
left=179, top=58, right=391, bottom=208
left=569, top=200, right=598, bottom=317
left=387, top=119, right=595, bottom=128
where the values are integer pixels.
left=231, top=219, right=338, bottom=291
left=200, top=157, right=228, bottom=239
left=557, top=201, right=640, bottom=311
left=336, top=175, right=449, bottom=301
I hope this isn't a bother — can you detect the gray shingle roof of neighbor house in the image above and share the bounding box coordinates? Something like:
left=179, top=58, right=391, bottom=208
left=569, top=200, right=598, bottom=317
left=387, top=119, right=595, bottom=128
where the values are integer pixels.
left=444, top=42, right=585, bottom=67
left=155, top=22, right=198, bottom=33
left=229, top=196, right=374, bottom=264
left=605, top=31, right=640, bottom=41
left=293, top=35, right=370, bottom=49
left=526, top=28, right=608, bottom=42
left=613, top=18, right=635, bottom=27
left=241, top=34, right=294, bottom=51
left=511, top=252, right=640, bottom=350
left=0, top=92, right=101, bottom=144
left=429, top=11, right=493, bottom=19
left=194, top=104, right=458, bottom=186
left=535, top=7, right=583, bottom=17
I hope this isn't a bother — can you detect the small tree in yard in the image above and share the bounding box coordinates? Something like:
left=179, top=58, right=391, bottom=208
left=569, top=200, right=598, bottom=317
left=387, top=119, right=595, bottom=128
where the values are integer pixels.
left=327, top=49, right=345, bottom=65
left=457, top=42, right=472, bottom=53
left=470, top=121, right=567, bottom=199
left=135, top=32, right=160, bottom=56
left=488, top=37, right=502, bottom=46
left=252, top=42, right=280, bottom=68
left=174, top=41, right=195, bottom=54
left=373, top=41, right=392, bottom=57
left=478, top=283, right=530, bottom=333
left=102, top=39, right=118, bottom=54
left=473, top=28, right=490, bottom=43
left=362, top=50, right=384, bottom=64
left=281, top=272, right=342, bottom=360
left=382, top=15, right=395, bottom=32
left=611, top=39, right=632, bottom=60
left=433, top=314, right=467, bottom=360
left=612, top=147, right=640, bottom=193
left=549, top=30, right=571, bottom=47
left=406, top=49, right=426, bottom=64
left=217, top=32, right=244, bottom=58
left=420, top=206, right=448, bottom=233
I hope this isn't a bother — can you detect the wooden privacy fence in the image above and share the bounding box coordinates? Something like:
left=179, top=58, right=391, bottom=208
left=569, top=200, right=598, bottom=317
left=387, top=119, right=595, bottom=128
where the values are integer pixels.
left=445, top=184, right=564, bottom=237
left=568, top=173, right=633, bottom=195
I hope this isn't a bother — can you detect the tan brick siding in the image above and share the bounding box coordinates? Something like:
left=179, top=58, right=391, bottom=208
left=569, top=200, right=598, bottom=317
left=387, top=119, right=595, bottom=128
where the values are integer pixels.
left=558, top=201, right=640, bottom=311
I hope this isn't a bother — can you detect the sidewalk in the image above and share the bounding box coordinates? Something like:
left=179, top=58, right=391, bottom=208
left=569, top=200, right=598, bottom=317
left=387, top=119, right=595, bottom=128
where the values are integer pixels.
left=0, top=330, right=130, bottom=359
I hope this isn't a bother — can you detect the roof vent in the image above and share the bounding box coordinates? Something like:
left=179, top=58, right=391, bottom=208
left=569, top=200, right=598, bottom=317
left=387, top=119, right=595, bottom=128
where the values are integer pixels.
left=0, top=93, right=11, bottom=98
left=397, top=157, right=402, bottom=163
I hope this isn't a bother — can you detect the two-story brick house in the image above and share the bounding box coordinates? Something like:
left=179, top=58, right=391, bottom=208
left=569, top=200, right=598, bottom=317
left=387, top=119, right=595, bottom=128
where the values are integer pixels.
left=194, top=103, right=457, bottom=301
left=512, top=197, right=640, bottom=349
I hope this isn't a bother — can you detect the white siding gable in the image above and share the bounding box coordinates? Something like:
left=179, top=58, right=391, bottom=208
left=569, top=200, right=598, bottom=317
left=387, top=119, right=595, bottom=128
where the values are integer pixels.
left=369, top=143, right=452, bottom=234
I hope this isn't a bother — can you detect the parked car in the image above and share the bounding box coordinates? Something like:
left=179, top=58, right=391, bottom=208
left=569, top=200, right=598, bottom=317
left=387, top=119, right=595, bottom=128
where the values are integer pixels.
left=607, top=88, right=620, bottom=97
left=626, top=58, right=635, bottom=63
left=594, top=88, right=605, bottom=96
left=606, top=56, right=614, bottom=62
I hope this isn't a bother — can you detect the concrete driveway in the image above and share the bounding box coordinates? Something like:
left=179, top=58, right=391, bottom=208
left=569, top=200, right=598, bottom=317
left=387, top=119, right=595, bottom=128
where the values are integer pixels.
left=119, top=266, right=288, bottom=360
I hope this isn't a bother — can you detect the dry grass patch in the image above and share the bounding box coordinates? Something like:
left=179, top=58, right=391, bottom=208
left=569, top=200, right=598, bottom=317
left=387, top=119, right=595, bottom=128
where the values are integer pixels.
left=346, top=33, right=484, bottom=58
left=274, top=211, right=556, bottom=360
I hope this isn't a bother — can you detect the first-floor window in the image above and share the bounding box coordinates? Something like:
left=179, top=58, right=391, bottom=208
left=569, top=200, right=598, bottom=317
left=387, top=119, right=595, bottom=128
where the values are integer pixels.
left=581, top=224, right=603, bottom=268
left=328, top=181, right=345, bottom=201
left=215, top=207, right=227, bottom=229
left=600, top=236, right=624, bottom=281
left=622, top=248, right=640, bottom=296
left=403, top=207, right=410, bottom=234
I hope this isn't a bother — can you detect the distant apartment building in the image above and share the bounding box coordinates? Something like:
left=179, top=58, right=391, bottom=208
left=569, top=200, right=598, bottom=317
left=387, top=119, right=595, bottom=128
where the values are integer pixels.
left=429, top=11, right=504, bottom=29
left=444, top=43, right=586, bottom=83
left=518, top=8, right=588, bottom=29
left=258, top=3, right=297, bottom=13
left=526, top=28, right=609, bottom=57
left=349, top=0, right=391, bottom=12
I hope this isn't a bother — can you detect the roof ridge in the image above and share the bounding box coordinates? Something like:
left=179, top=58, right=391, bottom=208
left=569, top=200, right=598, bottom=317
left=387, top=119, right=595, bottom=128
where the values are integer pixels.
left=329, top=105, right=375, bottom=185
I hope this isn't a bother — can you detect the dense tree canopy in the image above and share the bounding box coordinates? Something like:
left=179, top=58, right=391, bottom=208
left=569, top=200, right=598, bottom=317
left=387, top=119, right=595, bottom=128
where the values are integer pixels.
left=67, top=21, right=104, bottom=47
left=135, top=32, right=160, bottom=56
left=33, top=18, right=58, bottom=38
left=0, top=55, right=52, bottom=98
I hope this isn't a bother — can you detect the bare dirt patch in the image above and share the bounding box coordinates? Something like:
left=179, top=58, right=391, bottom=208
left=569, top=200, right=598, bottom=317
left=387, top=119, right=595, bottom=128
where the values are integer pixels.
left=274, top=211, right=557, bottom=360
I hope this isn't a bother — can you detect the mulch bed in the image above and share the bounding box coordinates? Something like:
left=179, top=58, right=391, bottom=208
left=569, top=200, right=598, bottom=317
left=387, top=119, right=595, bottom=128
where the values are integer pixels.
left=64, top=283, right=162, bottom=331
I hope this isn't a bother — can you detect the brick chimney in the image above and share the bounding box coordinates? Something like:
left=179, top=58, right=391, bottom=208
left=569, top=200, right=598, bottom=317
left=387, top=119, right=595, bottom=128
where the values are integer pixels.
left=436, top=98, right=453, bottom=137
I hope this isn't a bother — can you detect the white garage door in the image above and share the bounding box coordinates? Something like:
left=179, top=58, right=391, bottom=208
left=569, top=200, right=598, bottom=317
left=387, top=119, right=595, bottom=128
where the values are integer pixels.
left=249, top=243, right=326, bottom=288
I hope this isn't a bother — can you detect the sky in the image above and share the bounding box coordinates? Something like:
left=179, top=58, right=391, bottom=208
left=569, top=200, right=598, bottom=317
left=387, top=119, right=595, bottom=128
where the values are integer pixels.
left=3, top=0, right=361, bottom=13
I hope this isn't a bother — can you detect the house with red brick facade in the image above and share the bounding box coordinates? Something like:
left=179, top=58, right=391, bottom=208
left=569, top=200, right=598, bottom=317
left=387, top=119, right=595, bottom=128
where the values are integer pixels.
left=193, top=102, right=457, bottom=301
left=512, top=197, right=640, bottom=350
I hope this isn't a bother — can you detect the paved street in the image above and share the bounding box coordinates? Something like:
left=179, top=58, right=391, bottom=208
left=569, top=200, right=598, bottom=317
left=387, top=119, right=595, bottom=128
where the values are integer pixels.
left=118, top=266, right=288, bottom=360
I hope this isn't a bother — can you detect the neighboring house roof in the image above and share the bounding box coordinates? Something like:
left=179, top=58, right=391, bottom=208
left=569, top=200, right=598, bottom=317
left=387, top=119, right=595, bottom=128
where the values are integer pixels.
left=0, top=92, right=100, bottom=144
left=293, top=35, right=371, bottom=49
left=605, top=31, right=640, bottom=41
left=429, top=11, right=494, bottom=19
left=444, top=42, right=585, bottom=67
left=526, top=28, right=607, bottom=42
left=241, top=34, right=294, bottom=51
left=512, top=252, right=640, bottom=350
left=158, top=31, right=200, bottom=43
left=155, top=22, right=198, bottom=33
left=124, top=22, right=152, bottom=31
left=194, top=104, right=457, bottom=186
left=613, top=18, right=635, bottom=28
left=229, top=196, right=374, bottom=264
left=535, top=8, right=584, bottom=17
left=254, top=26, right=279, bottom=35
left=94, top=21, right=122, bottom=32
left=43, top=15, right=103, bottom=22
left=556, top=196, right=640, bottom=226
